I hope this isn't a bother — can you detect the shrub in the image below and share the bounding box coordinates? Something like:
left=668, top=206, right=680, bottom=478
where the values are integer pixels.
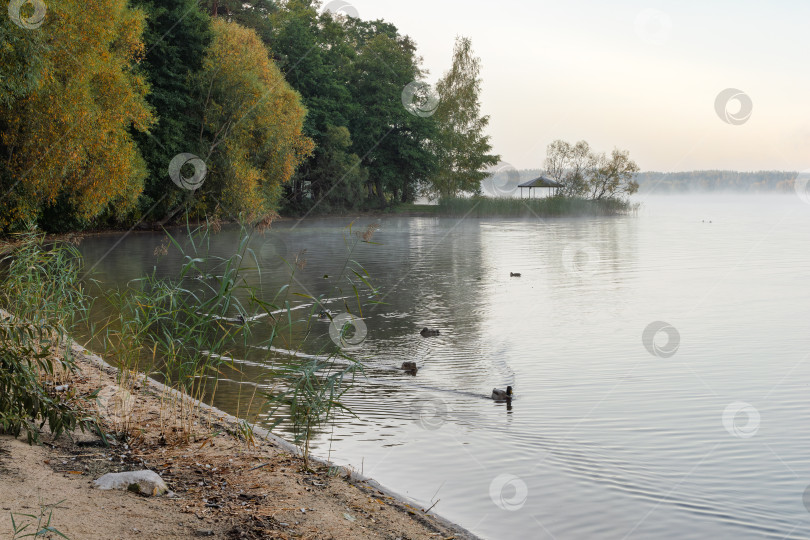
left=0, top=229, right=92, bottom=443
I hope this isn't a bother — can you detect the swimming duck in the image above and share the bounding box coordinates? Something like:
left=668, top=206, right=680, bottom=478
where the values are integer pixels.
left=317, top=309, right=333, bottom=319
left=510, top=272, right=521, bottom=277
left=420, top=327, right=440, bottom=337
left=491, top=386, right=513, bottom=401
left=401, top=361, right=418, bottom=374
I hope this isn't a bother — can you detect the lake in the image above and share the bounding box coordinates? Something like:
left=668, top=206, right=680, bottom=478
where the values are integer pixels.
left=78, top=193, right=810, bottom=539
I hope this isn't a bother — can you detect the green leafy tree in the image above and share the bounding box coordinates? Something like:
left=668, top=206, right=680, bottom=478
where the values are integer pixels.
left=267, top=2, right=358, bottom=210
left=543, top=139, right=638, bottom=200
left=544, top=139, right=595, bottom=197
left=431, top=37, right=499, bottom=198
left=588, top=149, right=639, bottom=200
left=297, top=125, right=367, bottom=211
left=130, top=0, right=212, bottom=223
left=347, top=30, right=436, bottom=206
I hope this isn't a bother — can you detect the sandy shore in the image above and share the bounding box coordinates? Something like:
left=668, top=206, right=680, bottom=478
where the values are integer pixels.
left=0, top=341, right=478, bottom=539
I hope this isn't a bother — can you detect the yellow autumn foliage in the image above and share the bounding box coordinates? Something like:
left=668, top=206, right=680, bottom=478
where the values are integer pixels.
left=0, top=0, right=154, bottom=230
left=198, top=19, right=313, bottom=218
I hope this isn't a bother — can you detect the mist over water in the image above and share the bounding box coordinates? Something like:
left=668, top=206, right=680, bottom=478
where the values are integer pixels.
left=79, top=194, right=810, bottom=539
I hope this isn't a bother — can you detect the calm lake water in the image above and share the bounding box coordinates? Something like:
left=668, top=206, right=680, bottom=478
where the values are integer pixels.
left=78, top=194, right=810, bottom=539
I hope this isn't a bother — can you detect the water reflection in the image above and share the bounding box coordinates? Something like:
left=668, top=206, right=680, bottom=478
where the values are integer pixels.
left=76, top=198, right=810, bottom=540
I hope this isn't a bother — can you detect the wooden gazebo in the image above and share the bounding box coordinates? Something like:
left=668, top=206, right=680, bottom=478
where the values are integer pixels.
left=518, top=176, right=563, bottom=198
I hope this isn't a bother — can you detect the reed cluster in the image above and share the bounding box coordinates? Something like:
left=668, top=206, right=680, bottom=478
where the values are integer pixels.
left=0, top=218, right=378, bottom=470
left=437, top=195, right=635, bottom=217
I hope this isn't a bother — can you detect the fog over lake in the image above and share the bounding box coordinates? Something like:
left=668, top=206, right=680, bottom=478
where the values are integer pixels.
left=79, top=193, right=810, bottom=539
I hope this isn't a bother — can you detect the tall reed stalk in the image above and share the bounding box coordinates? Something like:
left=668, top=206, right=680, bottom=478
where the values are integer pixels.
left=262, top=221, right=381, bottom=469
left=98, top=217, right=257, bottom=441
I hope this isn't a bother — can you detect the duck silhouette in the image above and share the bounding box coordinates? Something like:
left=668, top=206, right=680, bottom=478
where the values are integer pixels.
left=420, top=327, right=440, bottom=337
left=401, top=361, right=418, bottom=375
left=491, top=386, right=513, bottom=401
left=510, top=272, right=521, bottom=277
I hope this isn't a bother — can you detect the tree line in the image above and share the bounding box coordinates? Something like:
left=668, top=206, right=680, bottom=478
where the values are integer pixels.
left=0, top=0, right=498, bottom=233
left=631, top=170, right=798, bottom=193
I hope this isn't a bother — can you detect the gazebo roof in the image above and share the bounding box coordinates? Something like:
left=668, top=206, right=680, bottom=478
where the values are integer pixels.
left=518, top=176, right=563, bottom=188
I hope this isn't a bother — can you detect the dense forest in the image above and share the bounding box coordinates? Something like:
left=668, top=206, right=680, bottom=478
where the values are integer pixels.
left=0, top=0, right=499, bottom=233
left=4, top=1, right=789, bottom=235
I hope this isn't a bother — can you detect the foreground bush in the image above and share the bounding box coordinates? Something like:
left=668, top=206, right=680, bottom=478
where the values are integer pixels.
left=0, top=231, right=92, bottom=443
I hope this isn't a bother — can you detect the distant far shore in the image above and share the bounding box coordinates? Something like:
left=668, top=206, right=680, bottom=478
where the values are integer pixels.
left=510, top=169, right=798, bottom=194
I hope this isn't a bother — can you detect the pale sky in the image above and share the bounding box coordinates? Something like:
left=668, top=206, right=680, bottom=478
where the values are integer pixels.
left=340, top=0, right=810, bottom=172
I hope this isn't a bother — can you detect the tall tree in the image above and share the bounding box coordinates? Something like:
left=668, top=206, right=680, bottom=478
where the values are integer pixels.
left=588, top=149, right=639, bottom=200
left=544, top=140, right=595, bottom=197
left=192, top=19, right=313, bottom=220
left=130, top=0, right=212, bottom=223
left=0, top=0, right=155, bottom=232
left=347, top=28, right=436, bottom=206
left=543, top=139, right=639, bottom=200
left=268, top=1, right=358, bottom=211
left=431, top=37, right=499, bottom=198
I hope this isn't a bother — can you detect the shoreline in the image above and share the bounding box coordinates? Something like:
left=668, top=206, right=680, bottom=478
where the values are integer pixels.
left=0, top=197, right=638, bottom=247
left=74, top=340, right=479, bottom=538
left=0, top=331, right=479, bottom=539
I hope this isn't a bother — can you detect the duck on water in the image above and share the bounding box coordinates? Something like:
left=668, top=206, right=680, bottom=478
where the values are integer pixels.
left=491, top=386, right=513, bottom=401
left=401, top=361, right=418, bottom=375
